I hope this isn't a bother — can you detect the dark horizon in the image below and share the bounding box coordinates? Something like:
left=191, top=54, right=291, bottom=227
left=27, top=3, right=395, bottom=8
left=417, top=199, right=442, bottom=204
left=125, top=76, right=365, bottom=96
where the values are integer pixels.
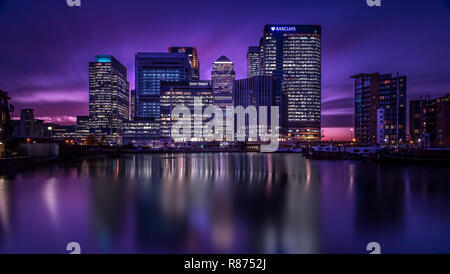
left=0, top=0, right=449, bottom=140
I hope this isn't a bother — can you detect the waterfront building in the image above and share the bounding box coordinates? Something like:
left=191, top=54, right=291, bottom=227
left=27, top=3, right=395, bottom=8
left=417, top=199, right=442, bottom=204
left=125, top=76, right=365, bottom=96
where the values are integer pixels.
left=168, top=47, right=200, bottom=81
left=122, top=118, right=160, bottom=146
left=0, top=90, right=13, bottom=157
left=160, top=81, right=213, bottom=141
left=234, top=76, right=278, bottom=141
left=410, top=94, right=450, bottom=147
left=48, top=124, right=76, bottom=141
left=211, top=56, right=235, bottom=110
left=75, top=116, right=89, bottom=142
left=89, top=55, right=129, bottom=144
left=247, top=46, right=261, bottom=78
left=258, top=25, right=322, bottom=141
left=352, top=73, right=407, bottom=146
left=135, top=53, right=191, bottom=121
left=12, top=109, right=50, bottom=139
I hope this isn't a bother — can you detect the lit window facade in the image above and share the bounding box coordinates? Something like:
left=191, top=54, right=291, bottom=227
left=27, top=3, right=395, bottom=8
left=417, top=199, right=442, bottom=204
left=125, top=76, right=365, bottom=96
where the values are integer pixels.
left=135, top=53, right=191, bottom=121
left=259, top=25, right=322, bottom=141
left=247, top=46, right=261, bottom=78
left=352, top=73, right=407, bottom=145
left=211, top=56, right=235, bottom=110
left=89, top=55, right=129, bottom=144
left=160, top=81, right=213, bottom=141
left=168, top=47, right=200, bottom=81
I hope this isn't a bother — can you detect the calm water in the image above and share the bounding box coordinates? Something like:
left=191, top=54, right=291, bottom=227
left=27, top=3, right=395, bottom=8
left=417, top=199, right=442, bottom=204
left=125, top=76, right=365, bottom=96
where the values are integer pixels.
left=0, top=153, right=449, bottom=254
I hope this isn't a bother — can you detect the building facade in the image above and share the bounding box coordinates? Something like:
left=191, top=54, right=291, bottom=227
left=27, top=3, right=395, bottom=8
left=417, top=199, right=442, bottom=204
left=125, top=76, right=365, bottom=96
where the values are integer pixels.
left=211, top=56, right=235, bottom=110
left=122, top=118, right=160, bottom=146
left=247, top=46, right=260, bottom=78
left=12, top=109, right=51, bottom=139
left=89, top=55, right=129, bottom=144
left=234, top=76, right=278, bottom=141
left=135, top=53, right=191, bottom=121
left=0, top=90, right=13, bottom=157
left=160, top=81, right=213, bottom=141
left=259, top=25, right=322, bottom=141
left=75, top=116, right=89, bottom=142
left=352, top=73, right=407, bottom=146
left=410, top=94, right=450, bottom=147
left=168, top=47, right=200, bottom=81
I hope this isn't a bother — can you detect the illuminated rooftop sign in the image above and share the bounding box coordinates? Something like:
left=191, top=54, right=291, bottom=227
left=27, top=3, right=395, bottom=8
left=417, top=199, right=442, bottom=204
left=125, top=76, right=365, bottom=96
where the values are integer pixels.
left=270, top=26, right=297, bottom=32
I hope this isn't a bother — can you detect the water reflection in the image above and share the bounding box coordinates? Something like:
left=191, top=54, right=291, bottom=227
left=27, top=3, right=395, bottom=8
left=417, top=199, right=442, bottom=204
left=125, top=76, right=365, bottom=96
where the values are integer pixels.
left=0, top=154, right=449, bottom=253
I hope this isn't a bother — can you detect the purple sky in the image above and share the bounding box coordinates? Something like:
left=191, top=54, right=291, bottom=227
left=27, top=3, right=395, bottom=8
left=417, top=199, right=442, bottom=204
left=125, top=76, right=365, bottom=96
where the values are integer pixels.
left=0, top=0, right=449, bottom=139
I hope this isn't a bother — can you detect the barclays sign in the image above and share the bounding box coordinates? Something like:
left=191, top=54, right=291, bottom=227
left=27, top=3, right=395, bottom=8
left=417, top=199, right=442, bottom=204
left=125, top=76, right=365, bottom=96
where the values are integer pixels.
left=270, top=26, right=297, bottom=32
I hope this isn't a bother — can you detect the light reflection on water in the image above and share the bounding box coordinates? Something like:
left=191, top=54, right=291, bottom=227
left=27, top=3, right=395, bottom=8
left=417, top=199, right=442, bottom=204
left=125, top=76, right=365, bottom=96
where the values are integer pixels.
left=0, top=153, right=449, bottom=254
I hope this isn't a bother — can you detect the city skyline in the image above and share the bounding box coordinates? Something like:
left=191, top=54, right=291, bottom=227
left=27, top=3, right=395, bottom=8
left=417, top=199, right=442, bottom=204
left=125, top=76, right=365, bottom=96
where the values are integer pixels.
left=0, top=0, right=449, bottom=140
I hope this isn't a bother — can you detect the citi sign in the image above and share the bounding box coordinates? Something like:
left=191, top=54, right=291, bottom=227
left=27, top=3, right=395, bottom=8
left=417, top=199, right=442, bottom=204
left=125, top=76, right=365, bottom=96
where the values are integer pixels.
left=270, top=26, right=296, bottom=32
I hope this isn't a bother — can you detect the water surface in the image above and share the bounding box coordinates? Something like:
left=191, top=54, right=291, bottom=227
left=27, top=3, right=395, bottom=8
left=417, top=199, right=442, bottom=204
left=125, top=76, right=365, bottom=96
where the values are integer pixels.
left=0, top=153, right=449, bottom=253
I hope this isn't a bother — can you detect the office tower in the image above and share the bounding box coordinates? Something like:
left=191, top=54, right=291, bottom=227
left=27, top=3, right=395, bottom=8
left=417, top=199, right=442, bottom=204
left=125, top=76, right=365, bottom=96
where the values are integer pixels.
left=168, top=47, right=200, bottom=81
left=259, top=25, right=322, bottom=141
left=410, top=94, right=450, bottom=147
left=211, top=56, right=235, bottom=109
left=135, top=53, right=191, bottom=121
left=130, top=89, right=136, bottom=120
left=234, top=76, right=278, bottom=141
left=247, top=46, right=260, bottom=78
left=0, top=90, right=13, bottom=157
left=75, top=116, right=89, bottom=142
left=122, top=118, right=160, bottom=146
left=352, top=73, right=407, bottom=146
left=89, top=55, right=129, bottom=143
left=160, top=81, right=213, bottom=140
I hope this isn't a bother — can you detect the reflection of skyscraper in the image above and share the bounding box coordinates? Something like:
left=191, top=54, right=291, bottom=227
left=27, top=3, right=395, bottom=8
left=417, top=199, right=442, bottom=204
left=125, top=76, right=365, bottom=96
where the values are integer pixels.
left=247, top=46, right=260, bottom=78
left=135, top=53, right=191, bottom=121
left=352, top=73, right=407, bottom=145
left=168, top=47, right=200, bottom=81
left=211, top=56, right=235, bottom=110
left=89, top=55, right=129, bottom=143
left=259, top=25, right=321, bottom=141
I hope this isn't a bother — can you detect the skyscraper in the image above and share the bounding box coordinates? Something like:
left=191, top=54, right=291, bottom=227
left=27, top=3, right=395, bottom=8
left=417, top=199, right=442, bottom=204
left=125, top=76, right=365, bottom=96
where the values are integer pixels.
left=352, top=73, right=407, bottom=146
left=89, top=55, right=129, bottom=143
left=234, top=76, right=278, bottom=141
left=160, top=81, right=213, bottom=140
left=168, top=47, right=200, bottom=81
left=135, top=53, right=191, bottom=121
left=247, top=46, right=260, bottom=78
left=211, top=56, right=235, bottom=110
left=259, top=25, right=322, bottom=141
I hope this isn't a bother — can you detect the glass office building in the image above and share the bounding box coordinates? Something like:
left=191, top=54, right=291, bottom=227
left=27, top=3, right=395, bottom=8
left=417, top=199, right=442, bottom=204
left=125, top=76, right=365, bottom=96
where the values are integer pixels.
left=168, top=47, right=200, bottom=81
left=160, top=81, right=213, bottom=141
left=89, top=55, right=129, bottom=143
left=135, top=53, right=191, bottom=121
left=211, top=55, right=235, bottom=109
left=247, top=46, right=261, bottom=78
left=259, top=25, right=321, bottom=141
left=234, top=76, right=278, bottom=141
